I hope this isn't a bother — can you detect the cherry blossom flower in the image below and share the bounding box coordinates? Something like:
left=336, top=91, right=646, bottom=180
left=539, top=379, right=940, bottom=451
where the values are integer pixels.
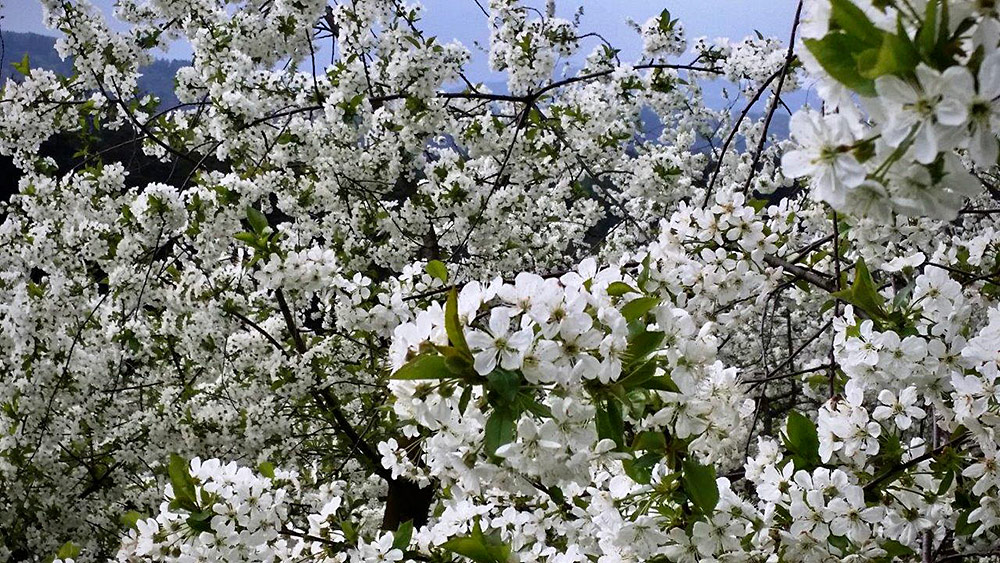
left=466, top=308, right=534, bottom=375
left=782, top=110, right=866, bottom=207
left=872, top=387, right=925, bottom=430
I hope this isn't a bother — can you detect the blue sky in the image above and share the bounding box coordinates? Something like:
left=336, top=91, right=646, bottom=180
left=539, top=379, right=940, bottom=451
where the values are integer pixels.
left=3, top=0, right=799, bottom=80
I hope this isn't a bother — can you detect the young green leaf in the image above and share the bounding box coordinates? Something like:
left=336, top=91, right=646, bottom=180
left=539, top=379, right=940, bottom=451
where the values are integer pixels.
left=246, top=207, right=269, bottom=234
left=682, top=458, right=719, bottom=514
left=167, top=453, right=199, bottom=512
left=484, top=408, right=516, bottom=456
left=258, top=461, right=276, bottom=479
left=621, top=296, right=659, bottom=322
left=785, top=411, right=821, bottom=466
left=440, top=520, right=511, bottom=563
left=392, top=353, right=451, bottom=380
left=606, top=281, right=637, bottom=297
left=392, top=520, right=414, bottom=551
left=858, top=32, right=920, bottom=78
left=12, top=53, right=30, bottom=76
left=56, top=541, right=81, bottom=560
left=426, top=260, right=448, bottom=283
left=832, top=258, right=887, bottom=320
left=804, top=35, right=877, bottom=96
left=596, top=399, right=625, bottom=449
left=445, top=288, right=472, bottom=358
left=623, top=451, right=661, bottom=485
left=829, top=0, right=882, bottom=47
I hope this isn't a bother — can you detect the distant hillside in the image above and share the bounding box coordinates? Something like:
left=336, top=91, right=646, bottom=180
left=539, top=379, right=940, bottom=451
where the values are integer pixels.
left=1, top=31, right=188, bottom=106
left=0, top=31, right=789, bottom=146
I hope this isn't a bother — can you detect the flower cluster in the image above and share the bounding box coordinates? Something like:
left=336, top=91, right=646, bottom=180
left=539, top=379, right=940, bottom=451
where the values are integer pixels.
left=785, top=0, right=1000, bottom=220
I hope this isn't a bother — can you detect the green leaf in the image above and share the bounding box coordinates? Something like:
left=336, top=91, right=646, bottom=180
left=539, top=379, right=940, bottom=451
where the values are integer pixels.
left=832, top=258, right=886, bottom=320
left=858, top=32, right=920, bottom=79
left=12, top=53, right=30, bottom=76
left=445, top=288, right=472, bottom=358
left=657, top=9, right=673, bottom=33
left=120, top=511, right=143, bottom=530
left=426, top=260, right=449, bottom=283
left=168, top=453, right=199, bottom=512
left=606, top=281, right=637, bottom=297
left=631, top=430, right=667, bottom=452
left=623, top=451, right=661, bottom=485
left=955, top=510, right=981, bottom=536
left=439, top=345, right=475, bottom=375
left=829, top=0, right=882, bottom=46
left=442, top=536, right=496, bottom=563
left=918, top=0, right=939, bottom=56
left=392, top=353, right=451, bottom=380
left=936, top=469, right=954, bottom=496
left=619, top=358, right=658, bottom=389
left=935, top=0, right=951, bottom=62
left=518, top=393, right=552, bottom=418
left=881, top=539, right=915, bottom=559
left=441, top=519, right=511, bottom=563
left=804, top=35, right=877, bottom=96
left=625, top=330, right=664, bottom=367
left=596, top=399, right=625, bottom=449
left=784, top=411, right=821, bottom=467
left=258, top=461, right=275, bottom=479
left=233, top=232, right=259, bottom=246
left=641, top=374, right=680, bottom=392
left=56, top=541, right=81, bottom=560
left=188, top=507, right=214, bottom=522
left=341, top=520, right=359, bottom=543
left=828, top=534, right=850, bottom=551
left=459, top=385, right=473, bottom=413
left=637, top=254, right=652, bottom=290
left=486, top=369, right=521, bottom=407
left=484, top=408, right=516, bottom=456
left=393, top=520, right=414, bottom=551
left=185, top=517, right=213, bottom=533
left=682, top=458, right=719, bottom=515
left=246, top=207, right=269, bottom=234
left=621, top=296, right=659, bottom=322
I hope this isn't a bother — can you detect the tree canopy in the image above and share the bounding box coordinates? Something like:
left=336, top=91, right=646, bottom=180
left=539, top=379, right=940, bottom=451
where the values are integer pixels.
left=2, top=0, right=1000, bottom=562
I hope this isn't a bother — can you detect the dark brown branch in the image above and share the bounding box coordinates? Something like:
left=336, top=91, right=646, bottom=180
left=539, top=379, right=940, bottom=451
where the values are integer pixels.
left=864, top=432, right=969, bottom=493
left=744, top=319, right=833, bottom=388
left=701, top=67, right=784, bottom=207
left=763, top=253, right=837, bottom=293
left=741, top=0, right=804, bottom=194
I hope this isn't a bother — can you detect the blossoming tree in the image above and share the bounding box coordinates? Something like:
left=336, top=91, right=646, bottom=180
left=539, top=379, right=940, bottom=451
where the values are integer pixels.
left=2, top=0, right=1000, bottom=561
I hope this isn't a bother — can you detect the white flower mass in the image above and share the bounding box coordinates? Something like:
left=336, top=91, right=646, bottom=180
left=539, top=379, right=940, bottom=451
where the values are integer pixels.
left=2, top=0, right=1000, bottom=561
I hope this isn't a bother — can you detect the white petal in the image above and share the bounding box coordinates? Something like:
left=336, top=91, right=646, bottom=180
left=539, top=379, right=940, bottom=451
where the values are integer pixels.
left=915, top=63, right=944, bottom=93
left=474, top=351, right=498, bottom=375
left=942, top=66, right=975, bottom=101
left=780, top=150, right=815, bottom=178
left=882, top=119, right=914, bottom=148
left=499, top=350, right=524, bottom=370
left=979, top=52, right=1000, bottom=94
left=875, top=75, right=918, bottom=105
left=466, top=330, right=493, bottom=350
left=488, top=307, right=511, bottom=336
left=970, top=128, right=999, bottom=167
left=836, top=156, right=866, bottom=187
left=789, top=110, right=823, bottom=144
left=507, top=328, right=534, bottom=350
left=911, top=123, right=938, bottom=164
left=936, top=98, right=968, bottom=126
